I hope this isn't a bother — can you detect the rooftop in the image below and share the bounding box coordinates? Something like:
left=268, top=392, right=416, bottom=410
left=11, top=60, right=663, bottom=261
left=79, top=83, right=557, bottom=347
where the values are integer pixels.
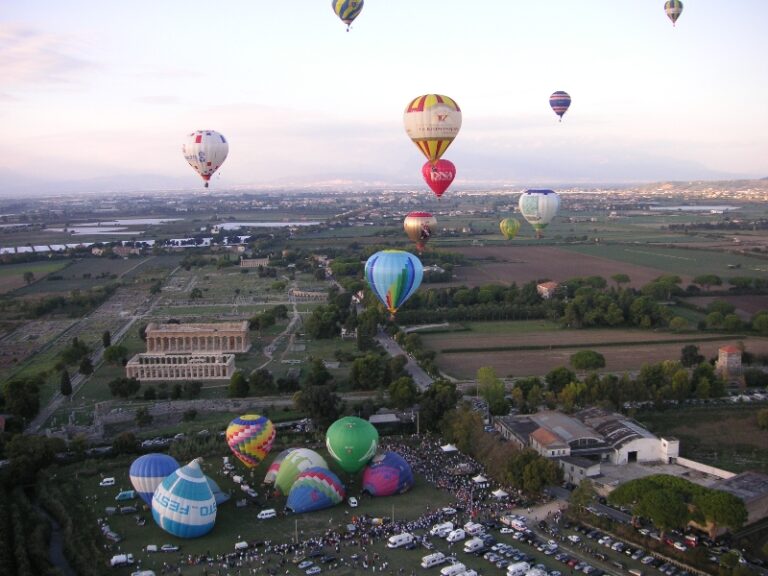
left=146, top=321, right=249, bottom=333
left=712, top=471, right=768, bottom=504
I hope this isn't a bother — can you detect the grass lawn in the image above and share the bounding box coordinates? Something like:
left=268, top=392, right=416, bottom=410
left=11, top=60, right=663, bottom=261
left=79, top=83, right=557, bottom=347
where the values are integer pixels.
left=637, top=404, right=768, bottom=473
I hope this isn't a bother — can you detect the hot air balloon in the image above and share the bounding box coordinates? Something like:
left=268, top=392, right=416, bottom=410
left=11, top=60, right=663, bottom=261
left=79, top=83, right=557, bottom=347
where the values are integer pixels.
left=130, top=453, right=180, bottom=506
left=286, top=467, right=346, bottom=513
left=152, top=458, right=216, bottom=538
left=325, top=416, right=379, bottom=474
left=274, top=449, right=328, bottom=495
left=364, top=250, right=423, bottom=317
left=404, top=94, right=462, bottom=166
left=403, top=211, right=437, bottom=253
left=422, top=159, right=456, bottom=199
left=664, top=0, right=683, bottom=26
left=499, top=218, right=521, bottom=240
left=264, top=448, right=295, bottom=485
left=205, top=476, right=230, bottom=505
left=549, top=91, right=571, bottom=122
left=182, top=130, right=229, bottom=188
left=332, top=0, right=364, bottom=31
left=518, top=189, right=561, bottom=239
left=226, top=414, right=276, bottom=469
left=362, top=452, right=414, bottom=496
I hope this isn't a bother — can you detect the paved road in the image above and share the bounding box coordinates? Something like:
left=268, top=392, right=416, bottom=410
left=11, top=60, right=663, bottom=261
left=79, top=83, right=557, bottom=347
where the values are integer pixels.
left=375, top=328, right=433, bottom=391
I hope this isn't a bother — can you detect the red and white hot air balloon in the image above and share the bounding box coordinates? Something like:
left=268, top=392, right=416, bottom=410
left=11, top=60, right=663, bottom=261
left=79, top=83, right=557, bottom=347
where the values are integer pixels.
left=182, top=130, right=229, bottom=188
left=421, top=159, right=456, bottom=199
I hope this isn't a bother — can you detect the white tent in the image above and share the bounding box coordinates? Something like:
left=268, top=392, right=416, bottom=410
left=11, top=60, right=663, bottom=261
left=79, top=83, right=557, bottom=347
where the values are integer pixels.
left=492, top=489, right=508, bottom=499
left=440, top=444, right=458, bottom=453
left=472, top=474, right=488, bottom=484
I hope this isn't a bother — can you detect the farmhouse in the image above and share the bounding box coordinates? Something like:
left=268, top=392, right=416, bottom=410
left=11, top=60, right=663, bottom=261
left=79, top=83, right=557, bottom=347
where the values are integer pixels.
left=536, top=281, right=559, bottom=299
left=715, top=344, right=745, bottom=388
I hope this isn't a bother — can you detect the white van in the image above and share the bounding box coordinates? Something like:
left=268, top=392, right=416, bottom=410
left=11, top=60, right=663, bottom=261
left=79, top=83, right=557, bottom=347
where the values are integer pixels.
left=463, top=522, right=484, bottom=536
left=463, top=537, right=485, bottom=553
left=257, top=508, right=276, bottom=519
left=144, top=544, right=158, bottom=553
left=386, top=533, right=414, bottom=549
left=507, top=562, right=530, bottom=576
left=232, top=475, right=243, bottom=484
left=446, top=528, right=466, bottom=543
left=440, top=563, right=466, bottom=576
left=100, top=477, right=115, bottom=487
left=461, top=571, right=479, bottom=576
left=430, top=522, right=454, bottom=537
left=421, top=552, right=447, bottom=568
left=526, top=569, right=547, bottom=576
left=110, top=553, right=134, bottom=567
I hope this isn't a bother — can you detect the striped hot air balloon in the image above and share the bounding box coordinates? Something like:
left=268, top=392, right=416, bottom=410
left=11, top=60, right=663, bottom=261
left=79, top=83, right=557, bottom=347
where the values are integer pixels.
left=364, top=250, right=423, bottom=317
left=264, top=448, right=295, bottom=485
left=362, top=452, right=415, bottom=497
left=549, top=91, right=571, bottom=121
left=226, top=414, right=276, bottom=469
left=664, top=0, right=683, bottom=26
left=404, top=94, right=462, bottom=165
left=130, top=453, right=180, bottom=506
left=275, top=449, right=328, bottom=495
left=332, top=0, right=364, bottom=30
left=286, top=467, right=346, bottom=513
left=152, top=459, right=216, bottom=538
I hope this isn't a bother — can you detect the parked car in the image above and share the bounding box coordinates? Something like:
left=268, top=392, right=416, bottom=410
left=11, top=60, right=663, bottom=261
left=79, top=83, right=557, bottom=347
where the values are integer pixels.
left=160, top=544, right=179, bottom=552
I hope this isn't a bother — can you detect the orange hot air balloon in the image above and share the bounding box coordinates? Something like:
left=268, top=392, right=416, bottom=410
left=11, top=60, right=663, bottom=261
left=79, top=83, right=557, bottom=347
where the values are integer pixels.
left=403, top=211, right=437, bottom=253
left=422, top=159, right=456, bottom=199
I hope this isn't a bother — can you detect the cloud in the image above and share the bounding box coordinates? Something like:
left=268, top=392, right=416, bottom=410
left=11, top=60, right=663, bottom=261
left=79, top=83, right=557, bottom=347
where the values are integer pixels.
left=0, top=23, right=94, bottom=90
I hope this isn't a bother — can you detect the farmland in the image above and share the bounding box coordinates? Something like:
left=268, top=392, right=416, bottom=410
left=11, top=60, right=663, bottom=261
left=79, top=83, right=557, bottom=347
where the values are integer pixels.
left=419, top=321, right=768, bottom=378
left=0, top=260, right=70, bottom=294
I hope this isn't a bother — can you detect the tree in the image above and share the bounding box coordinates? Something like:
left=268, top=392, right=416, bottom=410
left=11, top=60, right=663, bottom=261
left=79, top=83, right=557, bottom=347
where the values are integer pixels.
left=78, top=357, right=93, bottom=375
left=388, top=376, right=418, bottom=409
left=681, top=344, right=705, bottom=367
left=135, top=407, right=153, bottom=427
left=293, top=384, right=342, bottom=429
left=752, top=312, right=768, bottom=335
left=635, top=488, right=689, bottom=536
left=476, top=366, right=508, bottom=415
left=23, top=271, right=35, bottom=285
left=60, top=370, right=72, bottom=398
left=419, top=379, right=461, bottom=432
left=103, top=344, right=127, bottom=365
left=757, top=408, right=768, bottom=431
left=570, top=350, right=606, bottom=371
left=610, top=273, right=630, bottom=288
left=108, top=377, right=140, bottom=398
left=545, top=366, right=577, bottom=395
left=250, top=368, right=275, bottom=395
left=350, top=353, right=391, bottom=390
left=303, top=358, right=333, bottom=387
left=102, top=330, right=111, bottom=348
left=112, top=432, right=139, bottom=454
left=668, top=316, right=688, bottom=332
left=693, top=274, right=722, bottom=291
left=190, top=287, right=203, bottom=299
left=571, top=479, right=597, bottom=512
left=3, top=377, right=41, bottom=419
left=228, top=371, right=249, bottom=397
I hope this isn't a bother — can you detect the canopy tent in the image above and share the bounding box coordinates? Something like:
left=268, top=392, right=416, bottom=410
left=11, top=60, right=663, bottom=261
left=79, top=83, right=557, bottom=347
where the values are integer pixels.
left=472, top=474, right=488, bottom=484
left=492, top=488, right=508, bottom=499
left=440, top=444, right=458, bottom=453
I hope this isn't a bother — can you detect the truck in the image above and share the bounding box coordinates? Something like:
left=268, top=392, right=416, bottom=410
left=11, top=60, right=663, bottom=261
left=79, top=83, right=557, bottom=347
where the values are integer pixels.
left=386, top=533, right=414, bottom=549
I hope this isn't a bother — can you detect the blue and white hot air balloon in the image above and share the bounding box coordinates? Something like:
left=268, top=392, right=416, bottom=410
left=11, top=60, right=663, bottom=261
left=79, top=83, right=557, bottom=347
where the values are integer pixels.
left=130, top=453, right=180, bottom=506
left=152, top=458, right=217, bottom=538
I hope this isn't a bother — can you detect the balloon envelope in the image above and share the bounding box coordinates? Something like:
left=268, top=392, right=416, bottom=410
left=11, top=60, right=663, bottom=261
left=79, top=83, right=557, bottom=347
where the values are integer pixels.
left=332, top=0, right=364, bottom=28
left=403, top=211, right=437, bottom=252
left=205, top=475, right=230, bottom=505
left=264, top=448, right=295, bottom=485
left=664, top=0, right=683, bottom=25
left=362, top=451, right=414, bottom=496
left=518, top=190, right=561, bottom=239
left=549, top=91, right=571, bottom=121
left=286, top=467, right=346, bottom=513
left=404, top=94, right=462, bottom=164
left=226, top=414, right=276, bottom=469
left=152, top=459, right=216, bottom=538
left=325, top=416, right=379, bottom=474
left=182, top=130, right=229, bottom=188
left=364, top=250, right=423, bottom=316
left=130, top=453, right=180, bottom=506
left=275, top=449, right=328, bottom=495
left=499, top=218, right=521, bottom=240
left=421, top=159, right=456, bottom=198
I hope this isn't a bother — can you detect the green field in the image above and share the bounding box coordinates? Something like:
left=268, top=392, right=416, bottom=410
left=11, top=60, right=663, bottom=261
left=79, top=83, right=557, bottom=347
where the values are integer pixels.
left=562, top=244, right=768, bottom=279
left=0, top=260, right=70, bottom=293
left=638, top=404, right=768, bottom=473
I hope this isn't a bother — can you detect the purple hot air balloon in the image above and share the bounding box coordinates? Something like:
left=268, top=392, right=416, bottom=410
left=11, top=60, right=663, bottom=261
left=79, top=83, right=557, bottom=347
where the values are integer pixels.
left=362, top=451, right=414, bottom=496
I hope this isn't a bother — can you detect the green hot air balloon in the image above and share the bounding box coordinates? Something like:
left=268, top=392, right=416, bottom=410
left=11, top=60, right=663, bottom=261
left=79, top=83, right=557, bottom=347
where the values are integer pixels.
left=326, top=416, right=379, bottom=474
left=499, top=218, right=521, bottom=240
left=274, top=448, right=327, bottom=495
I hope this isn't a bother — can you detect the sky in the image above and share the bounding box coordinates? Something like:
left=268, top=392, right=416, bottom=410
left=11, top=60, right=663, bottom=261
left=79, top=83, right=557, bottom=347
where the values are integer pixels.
left=1, top=0, right=767, bottom=193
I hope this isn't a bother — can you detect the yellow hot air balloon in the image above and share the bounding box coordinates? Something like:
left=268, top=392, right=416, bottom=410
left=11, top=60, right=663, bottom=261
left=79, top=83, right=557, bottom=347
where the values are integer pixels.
left=403, top=211, right=437, bottom=253
left=403, top=94, right=462, bottom=166
left=500, top=218, right=521, bottom=240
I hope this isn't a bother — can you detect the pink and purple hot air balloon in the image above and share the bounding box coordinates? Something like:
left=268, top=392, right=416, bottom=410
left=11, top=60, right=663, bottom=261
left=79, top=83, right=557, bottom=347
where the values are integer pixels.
left=362, top=451, right=414, bottom=497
